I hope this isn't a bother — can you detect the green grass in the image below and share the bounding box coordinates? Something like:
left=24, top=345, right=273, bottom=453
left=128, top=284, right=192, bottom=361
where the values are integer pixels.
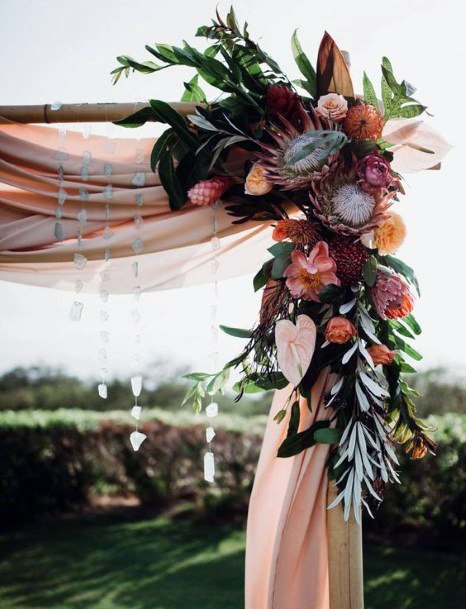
left=0, top=515, right=464, bottom=609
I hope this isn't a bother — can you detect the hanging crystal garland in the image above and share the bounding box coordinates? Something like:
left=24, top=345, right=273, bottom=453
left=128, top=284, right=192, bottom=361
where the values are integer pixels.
left=97, top=127, right=114, bottom=401
left=204, top=202, right=221, bottom=483
left=129, top=139, right=147, bottom=452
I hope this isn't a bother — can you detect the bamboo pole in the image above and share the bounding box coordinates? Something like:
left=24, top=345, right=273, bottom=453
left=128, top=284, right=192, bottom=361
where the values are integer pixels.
left=0, top=102, right=197, bottom=124
left=327, top=483, right=364, bottom=609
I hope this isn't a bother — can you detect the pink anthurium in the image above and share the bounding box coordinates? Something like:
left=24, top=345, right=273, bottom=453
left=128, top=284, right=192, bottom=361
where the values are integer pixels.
left=275, top=314, right=317, bottom=387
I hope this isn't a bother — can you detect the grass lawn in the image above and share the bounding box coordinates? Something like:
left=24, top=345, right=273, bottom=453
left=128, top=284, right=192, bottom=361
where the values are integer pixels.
left=0, top=514, right=464, bottom=609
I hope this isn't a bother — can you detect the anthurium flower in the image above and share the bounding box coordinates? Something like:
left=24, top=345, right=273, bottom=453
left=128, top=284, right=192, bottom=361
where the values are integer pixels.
left=284, top=241, right=340, bottom=301
left=275, top=314, right=317, bottom=386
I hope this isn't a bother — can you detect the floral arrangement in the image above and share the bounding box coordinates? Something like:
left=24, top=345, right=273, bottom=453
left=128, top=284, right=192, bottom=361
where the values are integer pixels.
left=115, top=8, right=437, bottom=520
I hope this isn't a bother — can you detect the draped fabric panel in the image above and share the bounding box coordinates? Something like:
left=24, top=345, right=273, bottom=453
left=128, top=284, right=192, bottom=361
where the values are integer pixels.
left=0, top=120, right=276, bottom=292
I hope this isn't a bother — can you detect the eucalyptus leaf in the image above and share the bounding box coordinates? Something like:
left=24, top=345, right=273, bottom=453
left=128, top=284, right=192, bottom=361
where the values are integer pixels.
left=219, top=325, right=252, bottom=339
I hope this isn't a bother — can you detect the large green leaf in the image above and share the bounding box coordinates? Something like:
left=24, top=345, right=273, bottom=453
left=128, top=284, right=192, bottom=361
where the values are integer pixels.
left=157, top=152, right=186, bottom=210
left=291, top=30, right=316, bottom=98
left=313, top=427, right=341, bottom=444
left=277, top=420, right=331, bottom=457
left=181, top=74, right=207, bottom=103
left=150, top=128, right=175, bottom=172
left=149, top=100, right=199, bottom=151
left=363, top=72, right=379, bottom=109
left=219, top=325, right=252, bottom=338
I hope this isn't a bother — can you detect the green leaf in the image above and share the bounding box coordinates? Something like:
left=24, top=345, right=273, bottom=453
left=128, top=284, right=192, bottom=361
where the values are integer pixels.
left=271, top=255, right=291, bottom=280
left=253, top=259, right=273, bottom=292
left=403, top=314, right=422, bottom=335
left=113, top=107, right=158, bottom=128
left=268, top=242, right=295, bottom=258
left=393, top=103, right=426, bottom=119
left=318, top=284, right=342, bottom=303
left=150, top=128, right=174, bottom=172
left=149, top=100, right=199, bottom=151
left=181, top=74, right=207, bottom=103
left=254, top=373, right=288, bottom=391
left=291, top=30, right=316, bottom=98
left=273, top=409, right=287, bottom=423
left=158, top=152, right=186, bottom=210
left=277, top=420, right=330, bottom=458
left=116, top=55, right=164, bottom=74
left=287, top=401, right=300, bottom=436
left=313, top=427, right=341, bottom=444
left=363, top=72, right=379, bottom=109
left=206, top=368, right=230, bottom=394
left=394, top=337, right=423, bottom=361
left=363, top=255, right=378, bottom=287
left=183, top=372, right=212, bottom=381
left=219, top=325, right=253, bottom=339
left=399, top=361, right=417, bottom=374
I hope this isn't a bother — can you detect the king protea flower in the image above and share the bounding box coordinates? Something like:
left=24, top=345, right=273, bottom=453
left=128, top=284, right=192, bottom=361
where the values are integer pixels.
left=255, top=110, right=347, bottom=191
left=371, top=272, right=414, bottom=319
left=311, top=178, right=395, bottom=236
left=187, top=177, right=231, bottom=206
left=284, top=241, right=340, bottom=301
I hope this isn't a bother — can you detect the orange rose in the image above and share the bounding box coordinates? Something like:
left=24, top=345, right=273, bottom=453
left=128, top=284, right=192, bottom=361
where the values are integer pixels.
left=367, top=344, right=396, bottom=366
left=245, top=164, right=273, bottom=196
left=374, top=212, right=407, bottom=256
left=325, top=316, right=357, bottom=344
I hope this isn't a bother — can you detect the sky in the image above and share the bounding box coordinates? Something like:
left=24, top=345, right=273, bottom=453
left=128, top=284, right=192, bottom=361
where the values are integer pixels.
left=0, top=0, right=465, bottom=383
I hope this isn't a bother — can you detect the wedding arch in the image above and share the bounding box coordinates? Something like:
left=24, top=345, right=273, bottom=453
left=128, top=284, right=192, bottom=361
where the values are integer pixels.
left=0, top=10, right=450, bottom=609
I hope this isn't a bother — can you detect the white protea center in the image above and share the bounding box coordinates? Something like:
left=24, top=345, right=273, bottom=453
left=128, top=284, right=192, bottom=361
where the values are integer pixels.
left=283, top=132, right=325, bottom=176
left=331, top=184, right=376, bottom=228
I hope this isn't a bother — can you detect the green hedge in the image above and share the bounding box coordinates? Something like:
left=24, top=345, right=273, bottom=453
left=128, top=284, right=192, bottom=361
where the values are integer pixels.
left=0, top=409, right=464, bottom=548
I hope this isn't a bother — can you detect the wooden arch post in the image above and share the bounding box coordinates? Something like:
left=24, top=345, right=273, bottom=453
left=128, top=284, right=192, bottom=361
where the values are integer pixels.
left=0, top=90, right=365, bottom=609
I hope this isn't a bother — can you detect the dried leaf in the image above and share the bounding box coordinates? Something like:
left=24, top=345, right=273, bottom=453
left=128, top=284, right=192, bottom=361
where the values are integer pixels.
left=316, top=32, right=354, bottom=98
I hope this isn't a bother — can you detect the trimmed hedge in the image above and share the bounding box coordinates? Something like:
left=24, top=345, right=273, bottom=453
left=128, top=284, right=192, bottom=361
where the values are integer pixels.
left=0, top=409, right=464, bottom=548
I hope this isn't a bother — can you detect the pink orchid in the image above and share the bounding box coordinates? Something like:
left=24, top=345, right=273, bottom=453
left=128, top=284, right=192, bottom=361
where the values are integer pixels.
left=275, top=315, right=317, bottom=387
left=284, top=241, right=340, bottom=301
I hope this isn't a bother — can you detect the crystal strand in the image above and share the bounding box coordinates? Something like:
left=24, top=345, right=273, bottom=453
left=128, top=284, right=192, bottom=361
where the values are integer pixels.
left=97, top=132, right=113, bottom=399
left=204, top=203, right=221, bottom=483
left=129, top=144, right=146, bottom=451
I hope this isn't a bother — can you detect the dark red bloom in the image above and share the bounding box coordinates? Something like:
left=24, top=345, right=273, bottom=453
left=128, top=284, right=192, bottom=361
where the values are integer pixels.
left=266, top=85, right=307, bottom=129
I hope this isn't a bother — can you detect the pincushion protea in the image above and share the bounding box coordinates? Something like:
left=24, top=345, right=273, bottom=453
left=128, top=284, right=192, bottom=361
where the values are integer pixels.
left=328, top=235, right=369, bottom=285
left=311, top=178, right=395, bottom=236
left=371, top=272, right=414, bottom=319
left=187, top=177, right=231, bottom=206
left=343, top=103, right=384, bottom=141
left=272, top=218, right=321, bottom=248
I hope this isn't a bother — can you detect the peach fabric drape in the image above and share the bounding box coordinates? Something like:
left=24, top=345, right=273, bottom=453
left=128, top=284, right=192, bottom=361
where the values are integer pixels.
left=0, top=120, right=277, bottom=292
left=246, top=370, right=334, bottom=609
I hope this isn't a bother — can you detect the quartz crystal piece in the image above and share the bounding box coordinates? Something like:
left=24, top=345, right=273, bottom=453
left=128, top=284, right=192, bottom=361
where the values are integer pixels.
left=105, top=140, right=116, bottom=155
left=103, top=226, right=113, bottom=240
left=82, top=151, right=92, bottom=165
left=135, top=193, right=144, bottom=207
left=100, top=330, right=109, bottom=343
left=74, top=253, right=87, bottom=270
left=132, top=262, right=139, bottom=278
left=79, top=187, right=89, bottom=202
left=76, top=209, right=87, bottom=226
left=131, top=308, right=141, bottom=323
left=77, top=230, right=83, bottom=248
left=211, top=236, right=221, bottom=250
left=58, top=127, right=67, bottom=141
left=131, top=375, right=142, bottom=397
left=98, top=348, right=107, bottom=363
left=131, top=172, right=146, bottom=187
left=54, top=222, right=64, bottom=241
left=57, top=188, right=67, bottom=205
left=98, top=383, right=108, bottom=399
left=100, top=367, right=108, bottom=379
left=204, top=451, right=215, bottom=483
left=132, top=286, right=142, bottom=301
left=210, top=259, right=220, bottom=274
left=133, top=214, right=143, bottom=229
left=131, top=238, right=143, bottom=254
left=103, top=163, right=113, bottom=177
left=69, top=301, right=84, bottom=321
left=100, top=269, right=110, bottom=282
left=205, top=402, right=218, bottom=418
left=210, top=324, right=219, bottom=343
left=57, top=165, right=64, bottom=181
left=82, top=125, right=91, bottom=140
left=51, top=101, right=62, bottom=111
left=131, top=405, right=142, bottom=420
left=100, top=289, right=109, bottom=303
left=75, top=279, right=83, bottom=294
left=55, top=206, right=63, bottom=220
left=80, top=166, right=89, bottom=181
left=54, top=148, right=69, bottom=161
left=135, top=148, right=145, bottom=164
left=104, top=248, right=111, bottom=262
left=130, top=430, right=146, bottom=452
left=206, top=426, right=216, bottom=443
left=103, top=185, right=113, bottom=200
left=100, top=310, right=109, bottom=322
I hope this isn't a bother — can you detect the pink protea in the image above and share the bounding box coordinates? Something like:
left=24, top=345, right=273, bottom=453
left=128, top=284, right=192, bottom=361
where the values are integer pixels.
left=284, top=241, right=340, bottom=302
left=371, top=272, right=414, bottom=320
left=187, top=177, right=230, bottom=207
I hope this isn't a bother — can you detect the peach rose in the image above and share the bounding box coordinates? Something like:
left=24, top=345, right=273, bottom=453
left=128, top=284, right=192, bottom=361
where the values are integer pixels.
left=316, top=93, right=348, bottom=122
left=374, top=212, right=407, bottom=256
left=245, top=164, right=273, bottom=196
left=367, top=344, right=396, bottom=366
left=325, top=316, right=357, bottom=344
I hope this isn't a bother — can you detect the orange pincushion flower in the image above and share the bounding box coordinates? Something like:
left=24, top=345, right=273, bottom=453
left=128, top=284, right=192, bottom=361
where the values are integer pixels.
left=343, top=104, right=384, bottom=141
left=272, top=219, right=321, bottom=247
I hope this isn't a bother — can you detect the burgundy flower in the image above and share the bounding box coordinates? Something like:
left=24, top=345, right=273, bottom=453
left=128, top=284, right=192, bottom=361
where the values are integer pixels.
left=356, top=154, right=393, bottom=194
left=266, top=85, right=307, bottom=129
